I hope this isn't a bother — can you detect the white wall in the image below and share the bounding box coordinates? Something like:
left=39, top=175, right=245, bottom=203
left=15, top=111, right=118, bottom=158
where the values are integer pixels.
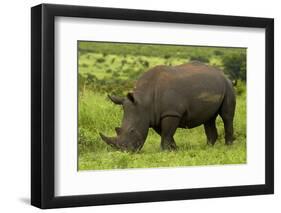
left=0, top=0, right=279, bottom=212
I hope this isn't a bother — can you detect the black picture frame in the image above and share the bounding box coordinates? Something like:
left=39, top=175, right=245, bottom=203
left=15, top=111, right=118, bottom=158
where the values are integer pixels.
left=31, top=3, right=274, bottom=209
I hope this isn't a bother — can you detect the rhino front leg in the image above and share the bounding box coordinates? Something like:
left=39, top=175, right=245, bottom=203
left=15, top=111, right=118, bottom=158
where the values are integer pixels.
left=160, top=116, right=179, bottom=151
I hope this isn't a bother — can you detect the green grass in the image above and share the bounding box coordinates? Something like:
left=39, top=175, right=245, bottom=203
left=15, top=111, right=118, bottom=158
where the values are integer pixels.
left=78, top=41, right=247, bottom=171
left=78, top=91, right=246, bottom=170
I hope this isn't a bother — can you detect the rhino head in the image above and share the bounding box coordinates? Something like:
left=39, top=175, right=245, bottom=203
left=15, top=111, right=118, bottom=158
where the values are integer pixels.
left=100, top=93, right=149, bottom=152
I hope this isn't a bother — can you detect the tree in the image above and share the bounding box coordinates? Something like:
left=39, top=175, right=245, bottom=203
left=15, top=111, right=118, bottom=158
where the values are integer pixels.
left=222, top=53, right=246, bottom=81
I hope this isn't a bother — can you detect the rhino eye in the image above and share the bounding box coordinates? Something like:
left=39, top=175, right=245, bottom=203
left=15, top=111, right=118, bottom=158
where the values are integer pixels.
left=129, top=129, right=135, bottom=134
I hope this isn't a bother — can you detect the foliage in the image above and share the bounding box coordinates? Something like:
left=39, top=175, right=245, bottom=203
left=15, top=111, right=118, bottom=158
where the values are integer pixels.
left=78, top=42, right=246, bottom=97
left=235, top=80, right=247, bottom=96
left=189, top=55, right=209, bottom=63
left=79, top=42, right=244, bottom=59
left=222, top=52, right=246, bottom=81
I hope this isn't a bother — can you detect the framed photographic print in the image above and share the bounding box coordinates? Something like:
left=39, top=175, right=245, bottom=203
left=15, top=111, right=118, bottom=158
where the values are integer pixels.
left=31, top=3, right=274, bottom=209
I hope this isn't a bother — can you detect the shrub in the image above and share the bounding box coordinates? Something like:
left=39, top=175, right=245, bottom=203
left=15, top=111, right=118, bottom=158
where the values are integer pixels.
left=222, top=53, right=246, bottom=81
left=235, top=80, right=246, bottom=96
left=214, top=50, right=224, bottom=56
left=164, top=54, right=171, bottom=59
left=96, top=57, right=105, bottom=63
left=142, top=60, right=149, bottom=67
left=121, top=59, right=127, bottom=66
left=189, top=55, right=209, bottom=63
left=112, top=72, right=120, bottom=78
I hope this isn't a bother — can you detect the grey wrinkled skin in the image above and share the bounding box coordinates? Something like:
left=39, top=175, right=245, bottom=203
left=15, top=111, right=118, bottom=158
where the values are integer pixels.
left=100, top=62, right=236, bottom=152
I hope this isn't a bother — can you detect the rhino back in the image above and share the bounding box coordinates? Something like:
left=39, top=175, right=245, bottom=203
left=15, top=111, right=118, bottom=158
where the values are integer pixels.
left=134, top=63, right=230, bottom=128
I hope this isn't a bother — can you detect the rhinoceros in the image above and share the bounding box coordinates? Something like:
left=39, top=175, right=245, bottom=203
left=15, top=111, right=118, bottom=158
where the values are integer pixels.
left=100, top=61, right=236, bottom=152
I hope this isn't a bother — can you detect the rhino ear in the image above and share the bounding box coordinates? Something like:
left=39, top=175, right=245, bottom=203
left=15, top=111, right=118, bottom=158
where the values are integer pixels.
left=115, top=127, right=121, bottom=135
left=127, top=92, right=136, bottom=104
left=108, top=94, right=124, bottom=105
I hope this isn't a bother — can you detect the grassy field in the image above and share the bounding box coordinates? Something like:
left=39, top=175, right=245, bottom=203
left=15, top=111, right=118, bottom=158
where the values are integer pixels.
left=78, top=41, right=247, bottom=171
left=78, top=90, right=246, bottom=170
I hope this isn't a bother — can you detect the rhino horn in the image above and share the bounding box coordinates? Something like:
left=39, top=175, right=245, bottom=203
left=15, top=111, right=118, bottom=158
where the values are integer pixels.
left=99, top=133, right=118, bottom=148
left=108, top=95, right=124, bottom=105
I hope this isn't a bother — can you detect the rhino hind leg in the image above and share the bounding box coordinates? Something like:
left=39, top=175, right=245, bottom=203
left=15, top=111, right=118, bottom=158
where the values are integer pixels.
left=160, top=116, right=179, bottom=151
left=219, top=89, right=236, bottom=145
left=204, top=116, right=218, bottom=145
left=220, top=114, right=234, bottom=145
